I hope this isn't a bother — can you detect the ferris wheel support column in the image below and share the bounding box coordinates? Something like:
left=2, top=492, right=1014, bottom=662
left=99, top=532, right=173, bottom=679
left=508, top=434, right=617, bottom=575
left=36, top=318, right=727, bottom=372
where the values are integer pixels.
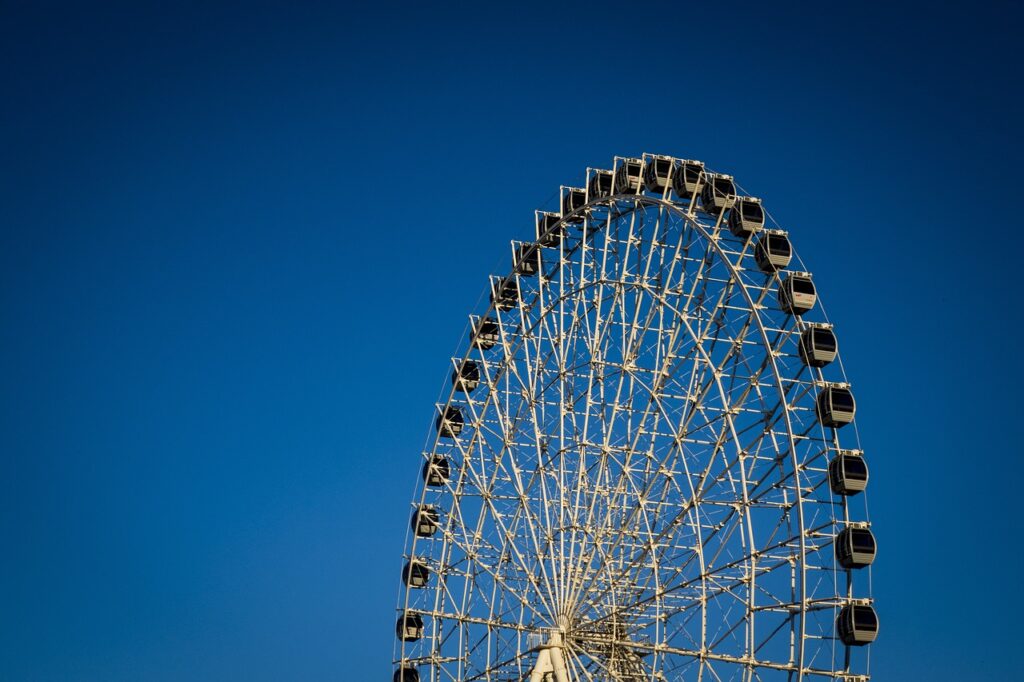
left=529, top=630, right=570, bottom=682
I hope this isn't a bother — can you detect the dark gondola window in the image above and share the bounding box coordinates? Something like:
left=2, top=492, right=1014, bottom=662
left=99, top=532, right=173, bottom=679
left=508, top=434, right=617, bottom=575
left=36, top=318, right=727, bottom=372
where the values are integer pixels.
left=743, top=202, right=764, bottom=222
left=831, top=390, right=855, bottom=412
left=713, top=177, right=736, bottom=195
left=769, top=236, right=791, bottom=256
left=843, top=456, right=867, bottom=479
left=852, top=606, right=878, bottom=630
left=792, top=279, right=816, bottom=295
left=851, top=532, right=876, bottom=554
left=812, top=328, right=837, bottom=353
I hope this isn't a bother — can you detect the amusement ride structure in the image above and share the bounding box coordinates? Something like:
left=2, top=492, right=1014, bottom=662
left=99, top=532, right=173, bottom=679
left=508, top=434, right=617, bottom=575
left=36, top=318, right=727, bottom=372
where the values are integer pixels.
left=392, top=154, right=876, bottom=681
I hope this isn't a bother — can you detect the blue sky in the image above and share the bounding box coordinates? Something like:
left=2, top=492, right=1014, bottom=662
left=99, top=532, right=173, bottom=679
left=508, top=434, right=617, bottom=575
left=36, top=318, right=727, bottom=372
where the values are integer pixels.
left=2, top=1, right=1021, bottom=679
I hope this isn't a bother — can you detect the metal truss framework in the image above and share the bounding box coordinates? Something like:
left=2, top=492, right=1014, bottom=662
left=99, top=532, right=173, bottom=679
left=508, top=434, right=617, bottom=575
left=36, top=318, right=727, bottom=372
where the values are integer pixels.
left=394, top=154, right=873, bottom=682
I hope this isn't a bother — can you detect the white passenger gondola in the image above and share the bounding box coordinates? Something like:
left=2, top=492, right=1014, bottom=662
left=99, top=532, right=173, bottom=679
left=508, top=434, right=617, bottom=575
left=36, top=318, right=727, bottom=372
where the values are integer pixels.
left=799, top=324, right=838, bottom=367
left=436, top=405, right=464, bottom=437
left=422, top=454, right=450, bottom=487
left=393, top=667, right=419, bottom=682
left=402, top=559, right=430, bottom=587
left=613, top=158, right=643, bottom=195
left=643, top=155, right=675, bottom=194
left=535, top=211, right=563, bottom=247
left=452, top=360, right=480, bottom=393
left=515, top=243, right=539, bottom=276
left=588, top=168, right=613, bottom=199
left=561, top=186, right=587, bottom=223
left=491, top=277, right=519, bottom=311
left=778, top=273, right=816, bottom=315
left=817, top=384, right=856, bottom=427
left=411, top=505, right=440, bottom=538
left=836, top=605, right=878, bottom=646
left=835, top=527, right=877, bottom=569
left=829, top=450, right=868, bottom=495
left=471, top=317, right=500, bottom=350
left=396, top=611, right=425, bottom=642
left=671, top=159, right=705, bottom=200
left=699, top=173, right=736, bottom=215
left=728, top=196, right=765, bottom=238
left=753, top=231, right=793, bottom=271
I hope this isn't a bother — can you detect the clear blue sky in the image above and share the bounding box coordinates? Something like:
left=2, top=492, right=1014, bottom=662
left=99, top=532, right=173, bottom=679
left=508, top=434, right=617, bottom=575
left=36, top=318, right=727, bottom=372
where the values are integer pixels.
left=2, top=1, right=1020, bottom=679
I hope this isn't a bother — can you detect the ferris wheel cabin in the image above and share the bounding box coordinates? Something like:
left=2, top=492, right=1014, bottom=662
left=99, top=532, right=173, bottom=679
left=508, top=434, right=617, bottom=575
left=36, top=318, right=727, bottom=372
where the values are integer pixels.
left=562, top=187, right=587, bottom=223
left=728, top=196, right=765, bottom=238
left=402, top=559, right=430, bottom=588
left=491, top=278, right=519, bottom=311
left=778, top=273, right=817, bottom=315
left=671, top=159, right=705, bottom=199
left=614, top=158, right=643, bottom=194
left=422, top=454, right=450, bottom=487
left=817, top=385, right=856, bottom=427
left=472, top=317, right=500, bottom=350
left=452, top=360, right=480, bottom=393
left=754, top=232, right=793, bottom=272
left=588, top=168, right=614, bottom=199
left=836, top=527, right=877, bottom=569
left=536, top=211, right=563, bottom=247
left=799, top=325, right=838, bottom=367
left=393, top=667, right=420, bottom=682
left=436, top=405, right=464, bottom=437
left=837, top=605, right=878, bottom=646
left=700, top=174, right=737, bottom=215
left=396, top=611, right=425, bottom=642
left=829, top=450, right=868, bottom=495
left=515, top=243, right=540, bottom=276
left=411, top=505, right=440, bottom=538
left=643, top=155, right=675, bottom=194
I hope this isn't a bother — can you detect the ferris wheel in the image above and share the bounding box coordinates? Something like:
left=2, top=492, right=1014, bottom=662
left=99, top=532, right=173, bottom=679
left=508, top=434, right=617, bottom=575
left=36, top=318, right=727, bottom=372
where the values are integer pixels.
left=392, top=154, right=876, bottom=682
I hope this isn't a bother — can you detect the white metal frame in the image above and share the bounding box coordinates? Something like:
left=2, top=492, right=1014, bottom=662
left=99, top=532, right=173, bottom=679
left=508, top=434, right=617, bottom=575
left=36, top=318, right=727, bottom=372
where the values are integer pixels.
left=394, top=153, right=873, bottom=681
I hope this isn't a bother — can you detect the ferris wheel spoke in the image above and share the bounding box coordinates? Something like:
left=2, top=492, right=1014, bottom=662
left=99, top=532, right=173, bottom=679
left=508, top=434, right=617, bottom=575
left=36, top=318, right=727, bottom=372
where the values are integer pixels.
left=565, top=285, right=761, bottom=621
left=578, top=512, right=829, bottom=648
left=471, top=361, right=575, bottom=621
left=560, top=275, right=715, bottom=600
left=448, top=454, right=560, bottom=621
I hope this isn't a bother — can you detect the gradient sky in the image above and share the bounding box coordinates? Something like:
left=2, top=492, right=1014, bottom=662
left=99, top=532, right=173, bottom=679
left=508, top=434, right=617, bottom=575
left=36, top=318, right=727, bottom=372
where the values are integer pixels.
left=2, top=1, right=1021, bottom=680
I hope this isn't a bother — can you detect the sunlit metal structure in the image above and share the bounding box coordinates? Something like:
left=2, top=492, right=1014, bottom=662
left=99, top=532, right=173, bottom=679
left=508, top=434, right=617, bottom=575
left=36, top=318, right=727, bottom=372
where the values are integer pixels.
left=394, top=153, right=875, bottom=681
